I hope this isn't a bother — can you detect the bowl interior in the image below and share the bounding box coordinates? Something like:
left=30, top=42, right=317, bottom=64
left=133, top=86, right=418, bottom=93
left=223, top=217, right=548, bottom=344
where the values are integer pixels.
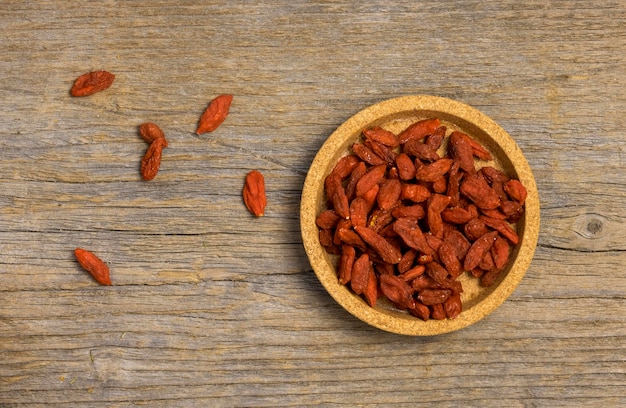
left=301, top=95, right=540, bottom=335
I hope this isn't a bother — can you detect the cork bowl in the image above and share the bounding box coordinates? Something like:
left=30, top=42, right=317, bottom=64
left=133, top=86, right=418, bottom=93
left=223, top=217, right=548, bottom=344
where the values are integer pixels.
left=300, top=95, right=540, bottom=336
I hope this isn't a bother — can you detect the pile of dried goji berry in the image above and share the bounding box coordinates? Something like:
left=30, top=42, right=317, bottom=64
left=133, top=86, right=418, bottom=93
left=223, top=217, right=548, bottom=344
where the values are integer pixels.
left=316, top=118, right=527, bottom=321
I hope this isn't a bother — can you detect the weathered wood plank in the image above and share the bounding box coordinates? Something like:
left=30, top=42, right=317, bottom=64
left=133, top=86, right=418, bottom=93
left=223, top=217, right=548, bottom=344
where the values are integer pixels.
left=1, top=0, right=625, bottom=406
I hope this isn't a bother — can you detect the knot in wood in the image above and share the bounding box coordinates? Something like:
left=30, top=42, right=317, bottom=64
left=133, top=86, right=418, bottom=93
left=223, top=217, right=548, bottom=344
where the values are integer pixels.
left=574, top=213, right=607, bottom=240
left=586, top=219, right=603, bottom=235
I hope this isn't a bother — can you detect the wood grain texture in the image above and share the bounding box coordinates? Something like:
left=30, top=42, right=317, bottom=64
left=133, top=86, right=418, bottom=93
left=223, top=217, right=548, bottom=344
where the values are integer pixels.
left=1, top=0, right=625, bottom=406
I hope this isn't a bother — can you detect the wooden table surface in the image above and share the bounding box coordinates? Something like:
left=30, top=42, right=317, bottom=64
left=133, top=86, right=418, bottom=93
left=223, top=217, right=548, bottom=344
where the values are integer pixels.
left=1, top=1, right=625, bottom=406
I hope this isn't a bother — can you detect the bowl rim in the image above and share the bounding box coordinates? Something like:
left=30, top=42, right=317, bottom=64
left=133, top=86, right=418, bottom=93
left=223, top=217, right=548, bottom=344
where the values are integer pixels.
left=300, top=95, right=540, bottom=336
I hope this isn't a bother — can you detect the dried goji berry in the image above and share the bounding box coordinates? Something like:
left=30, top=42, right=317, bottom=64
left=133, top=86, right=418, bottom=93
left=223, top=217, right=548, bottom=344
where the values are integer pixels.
left=398, top=118, right=441, bottom=144
left=403, top=138, right=440, bottom=162
left=425, top=261, right=449, bottom=285
left=411, top=274, right=439, bottom=292
left=395, top=152, right=416, bottom=180
left=418, top=289, right=451, bottom=306
left=139, top=122, right=166, bottom=144
left=409, top=301, right=431, bottom=321
left=345, top=161, right=367, bottom=200
left=391, top=204, right=425, bottom=220
left=480, top=216, right=519, bottom=245
left=319, top=229, right=334, bottom=249
left=352, top=143, right=386, bottom=166
left=464, top=218, right=490, bottom=241
left=349, top=197, right=369, bottom=228
left=363, top=266, right=379, bottom=307
left=424, top=126, right=447, bottom=151
left=427, top=194, right=452, bottom=239
left=400, top=183, right=431, bottom=203
left=379, top=274, right=416, bottom=310
left=504, top=179, right=528, bottom=204
left=70, top=70, right=115, bottom=97
left=491, top=235, right=511, bottom=270
left=324, top=172, right=342, bottom=204
left=337, top=228, right=367, bottom=251
left=398, top=249, right=417, bottom=274
left=350, top=253, right=370, bottom=295
left=491, top=180, right=510, bottom=203
left=315, top=210, right=341, bottom=230
left=500, top=200, right=524, bottom=223
left=463, top=231, right=499, bottom=271
left=446, top=161, right=463, bottom=206
left=454, top=131, right=492, bottom=160
left=438, top=241, right=462, bottom=278
left=354, top=226, right=402, bottom=264
left=443, top=229, right=471, bottom=260
left=355, top=164, right=386, bottom=197
left=448, top=131, right=475, bottom=172
left=243, top=170, right=267, bottom=217
left=338, top=245, right=356, bottom=285
left=361, top=184, right=379, bottom=213
left=430, top=303, right=446, bottom=320
left=444, top=293, right=462, bottom=319
left=441, top=207, right=473, bottom=224
left=393, top=217, right=434, bottom=255
left=74, top=248, right=111, bottom=285
left=141, top=137, right=167, bottom=181
left=363, top=126, right=399, bottom=147
left=480, top=166, right=510, bottom=184
left=333, top=219, right=352, bottom=246
left=365, top=139, right=397, bottom=166
left=399, top=265, right=426, bottom=282
left=376, top=178, right=401, bottom=210
left=196, top=94, right=233, bottom=134
left=414, top=158, right=454, bottom=183
left=331, top=185, right=350, bottom=219
left=330, top=155, right=361, bottom=180
left=460, top=174, right=501, bottom=210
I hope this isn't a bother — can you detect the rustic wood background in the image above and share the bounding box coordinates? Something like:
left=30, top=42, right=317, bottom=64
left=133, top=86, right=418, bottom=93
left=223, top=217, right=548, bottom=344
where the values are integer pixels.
left=1, top=1, right=625, bottom=406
